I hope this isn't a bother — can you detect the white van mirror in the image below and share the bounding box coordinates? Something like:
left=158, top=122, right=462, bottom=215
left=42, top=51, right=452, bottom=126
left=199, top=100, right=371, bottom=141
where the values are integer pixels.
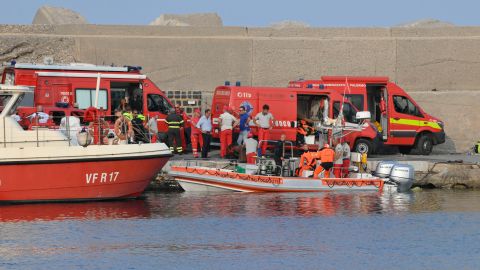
left=355, top=111, right=371, bottom=120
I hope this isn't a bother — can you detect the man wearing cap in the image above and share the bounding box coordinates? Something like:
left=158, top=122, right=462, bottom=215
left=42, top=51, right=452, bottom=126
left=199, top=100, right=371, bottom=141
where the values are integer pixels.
left=190, top=108, right=203, bottom=158
left=253, top=104, right=275, bottom=156
left=218, top=105, right=238, bottom=158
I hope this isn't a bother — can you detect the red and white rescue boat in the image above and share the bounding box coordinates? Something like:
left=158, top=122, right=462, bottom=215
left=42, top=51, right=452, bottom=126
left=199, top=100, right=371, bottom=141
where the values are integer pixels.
left=0, top=85, right=172, bottom=202
left=168, top=158, right=414, bottom=193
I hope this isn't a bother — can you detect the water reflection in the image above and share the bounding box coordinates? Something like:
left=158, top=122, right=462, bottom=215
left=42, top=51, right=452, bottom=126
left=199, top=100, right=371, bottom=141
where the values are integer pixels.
left=0, top=199, right=150, bottom=222
left=145, top=191, right=416, bottom=218
left=1, top=190, right=480, bottom=223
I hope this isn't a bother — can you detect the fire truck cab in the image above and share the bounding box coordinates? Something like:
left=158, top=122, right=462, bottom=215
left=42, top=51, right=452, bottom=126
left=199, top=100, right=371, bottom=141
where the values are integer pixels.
left=288, top=76, right=446, bottom=155
left=211, top=85, right=378, bottom=152
left=1, top=62, right=175, bottom=133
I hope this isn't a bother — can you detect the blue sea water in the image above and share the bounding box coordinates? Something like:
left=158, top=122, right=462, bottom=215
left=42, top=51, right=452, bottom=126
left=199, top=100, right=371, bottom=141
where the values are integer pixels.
left=1, top=190, right=479, bottom=270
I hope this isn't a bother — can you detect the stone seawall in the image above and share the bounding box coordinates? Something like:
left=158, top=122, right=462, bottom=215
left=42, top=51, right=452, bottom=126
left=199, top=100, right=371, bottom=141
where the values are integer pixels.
left=1, top=24, right=479, bottom=152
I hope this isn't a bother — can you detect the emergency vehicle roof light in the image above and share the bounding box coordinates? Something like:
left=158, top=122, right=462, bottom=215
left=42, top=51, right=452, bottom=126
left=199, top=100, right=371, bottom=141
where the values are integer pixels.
left=307, top=84, right=313, bottom=88
left=319, top=84, right=325, bottom=89
left=225, top=81, right=230, bottom=86
left=235, top=81, right=241, bottom=86
left=125, top=66, right=142, bottom=72
left=10, top=60, right=16, bottom=66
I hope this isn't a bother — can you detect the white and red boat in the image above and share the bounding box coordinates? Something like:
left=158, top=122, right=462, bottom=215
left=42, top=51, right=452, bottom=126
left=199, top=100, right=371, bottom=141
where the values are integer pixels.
left=168, top=159, right=414, bottom=193
left=0, top=85, right=172, bottom=202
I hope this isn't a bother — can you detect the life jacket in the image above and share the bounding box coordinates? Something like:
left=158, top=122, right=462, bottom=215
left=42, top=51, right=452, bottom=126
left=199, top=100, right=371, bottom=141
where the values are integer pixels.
left=299, top=151, right=318, bottom=168
left=319, top=148, right=335, bottom=163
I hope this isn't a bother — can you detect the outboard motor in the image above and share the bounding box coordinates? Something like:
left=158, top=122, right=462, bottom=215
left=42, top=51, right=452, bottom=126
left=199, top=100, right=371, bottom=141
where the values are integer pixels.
left=374, top=161, right=398, bottom=178
left=389, top=164, right=415, bottom=193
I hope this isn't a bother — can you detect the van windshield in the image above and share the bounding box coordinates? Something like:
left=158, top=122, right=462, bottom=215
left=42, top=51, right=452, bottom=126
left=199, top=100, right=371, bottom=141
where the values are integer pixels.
left=345, top=94, right=364, bottom=111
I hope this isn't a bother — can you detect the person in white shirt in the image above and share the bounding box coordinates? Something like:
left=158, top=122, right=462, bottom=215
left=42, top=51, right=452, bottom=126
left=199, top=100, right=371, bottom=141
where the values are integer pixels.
left=60, top=115, right=82, bottom=146
left=196, top=109, right=213, bottom=158
left=253, top=104, right=275, bottom=156
left=341, top=142, right=351, bottom=178
left=245, top=132, right=258, bottom=164
left=147, top=115, right=159, bottom=142
left=333, top=143, right=344, bottom=178
left=218, top=106, right=238, bottom=158
left=28, top=105, right=49, bottom=125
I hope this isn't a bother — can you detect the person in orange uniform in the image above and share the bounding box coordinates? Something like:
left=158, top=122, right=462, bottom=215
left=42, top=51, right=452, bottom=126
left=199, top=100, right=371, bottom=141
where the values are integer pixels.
left=296, top=150, right=319, bottom=177
left=296, top=119, right=314, bottom=145
left=190, top=108, right=203, bottom=158
left=314, top=144, right=335, bottom=178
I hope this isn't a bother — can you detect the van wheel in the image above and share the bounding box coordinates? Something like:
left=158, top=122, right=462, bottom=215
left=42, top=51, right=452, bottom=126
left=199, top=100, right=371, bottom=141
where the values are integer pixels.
left=354, top=139, right=373, bottom=155
left=398, top=146, right=412, bottom=155
left=415, top=134, right=433, bottom=155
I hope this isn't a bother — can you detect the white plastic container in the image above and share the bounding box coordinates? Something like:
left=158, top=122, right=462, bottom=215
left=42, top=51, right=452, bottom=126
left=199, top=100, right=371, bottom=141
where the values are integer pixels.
left=305, top=135, right=315, bottom=144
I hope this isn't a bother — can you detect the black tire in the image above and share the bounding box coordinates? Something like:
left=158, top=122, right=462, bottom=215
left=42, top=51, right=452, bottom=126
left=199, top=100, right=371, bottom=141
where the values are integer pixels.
left=398, top=146, right=413, bottom=155
left=354, top=138, right=373, bottom=155
left=415, top=134, right=433, bottom=155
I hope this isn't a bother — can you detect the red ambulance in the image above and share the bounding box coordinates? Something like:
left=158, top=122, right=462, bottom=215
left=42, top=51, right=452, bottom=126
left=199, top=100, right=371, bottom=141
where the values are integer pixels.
left=210, top=84, right=379, bottom=153
left=1, top=62, right=179, bottom=136
left=288, top=76, right=446, bottom=155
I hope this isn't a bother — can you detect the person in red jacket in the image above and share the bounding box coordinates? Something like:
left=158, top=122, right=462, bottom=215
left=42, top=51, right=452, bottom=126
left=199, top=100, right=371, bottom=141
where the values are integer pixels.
left=190, top=108, right=203, bottom=158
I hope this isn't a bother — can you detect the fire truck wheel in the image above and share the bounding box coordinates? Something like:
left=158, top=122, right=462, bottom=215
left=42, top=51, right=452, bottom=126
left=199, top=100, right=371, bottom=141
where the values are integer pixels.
left=416, top=134, right=433, bottom=155
left=354, top=139, right=373, bottom=155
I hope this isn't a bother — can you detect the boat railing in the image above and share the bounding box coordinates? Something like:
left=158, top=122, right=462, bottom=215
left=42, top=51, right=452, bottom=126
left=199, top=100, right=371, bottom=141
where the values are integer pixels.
left=1, top=113, right=160, bottom=148
left=257, top=139, right=295, bottom=158
left=169, top=159, right=236, bottom=170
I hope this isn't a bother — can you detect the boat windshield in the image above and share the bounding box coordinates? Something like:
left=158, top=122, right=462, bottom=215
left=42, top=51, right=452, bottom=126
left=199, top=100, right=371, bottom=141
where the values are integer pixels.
left=0, top=95, right=12, bottom=114
left=0, top=94, right=22, bottom=116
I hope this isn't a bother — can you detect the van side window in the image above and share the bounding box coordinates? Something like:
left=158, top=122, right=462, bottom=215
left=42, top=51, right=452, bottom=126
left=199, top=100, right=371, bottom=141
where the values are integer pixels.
left=345, top=94, right=364, bottom=111
left=75, top=89, right=108, bottom=110
left=333, top=102, right=358, bottom=123
left=393, top=96, right=423, bottom=117
left=147, top=94, right=172, bottom=114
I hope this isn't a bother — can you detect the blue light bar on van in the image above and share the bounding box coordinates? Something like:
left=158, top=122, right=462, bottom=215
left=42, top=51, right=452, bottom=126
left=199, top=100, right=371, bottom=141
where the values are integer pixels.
left=126, top=66, right=142, bottom=72
left=307, top=84, right=313, bottom=88
left=319, top=84, right=325, bottom=89
left=225, top=81, right=230, bottom=86
left=235, top=81, right=241, bottom=86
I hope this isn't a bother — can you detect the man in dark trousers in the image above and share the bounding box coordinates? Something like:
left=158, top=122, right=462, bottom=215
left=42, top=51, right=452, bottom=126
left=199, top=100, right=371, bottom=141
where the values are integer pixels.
left=196, top=109, right=212, bottom=158
left=166, top=108, right=184, bottom=154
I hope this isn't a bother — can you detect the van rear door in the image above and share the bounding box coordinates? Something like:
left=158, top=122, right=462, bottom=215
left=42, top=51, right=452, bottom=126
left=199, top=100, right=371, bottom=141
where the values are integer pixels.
left=258, top=89, right=297, bottom=141
left=212, top=87, right=232, bottom=137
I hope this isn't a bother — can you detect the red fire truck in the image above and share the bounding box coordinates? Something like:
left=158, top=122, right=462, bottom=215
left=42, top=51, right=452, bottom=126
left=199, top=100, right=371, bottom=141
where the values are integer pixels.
left=288, top=76, right=446, bottom=155
left=1, top=62, right=180, bottom=138
left=210, top=84, right=379, bottom=153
